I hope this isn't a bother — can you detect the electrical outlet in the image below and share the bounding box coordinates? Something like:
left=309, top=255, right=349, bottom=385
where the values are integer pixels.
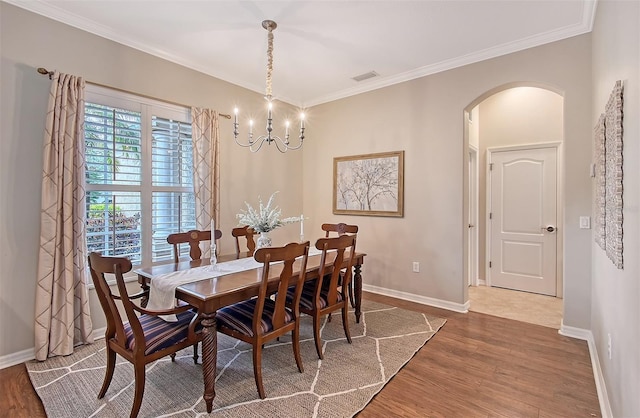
left=608, top=333, right=612, bottom=359
left=412, top=262, right=420, bottom=273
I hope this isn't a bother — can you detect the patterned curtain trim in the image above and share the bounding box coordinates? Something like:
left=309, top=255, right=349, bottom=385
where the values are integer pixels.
left=35, top=71, right=93, bottom=361
left=191, top=108, right=221, bottom=257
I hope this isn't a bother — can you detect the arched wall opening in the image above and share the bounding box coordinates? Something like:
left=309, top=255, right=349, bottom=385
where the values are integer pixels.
left=463, top=83, right=565, bottom=310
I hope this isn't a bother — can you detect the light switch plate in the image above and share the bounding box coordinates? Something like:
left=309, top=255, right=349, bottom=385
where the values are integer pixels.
left=580, top=216, right=591, bottom=229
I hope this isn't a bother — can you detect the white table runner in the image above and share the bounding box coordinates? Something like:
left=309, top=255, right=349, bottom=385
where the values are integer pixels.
left=147, top=248, right=322, bottom=321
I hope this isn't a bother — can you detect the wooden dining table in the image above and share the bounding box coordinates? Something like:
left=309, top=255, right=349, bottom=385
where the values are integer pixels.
left=134, top=250, right=366, bottom=413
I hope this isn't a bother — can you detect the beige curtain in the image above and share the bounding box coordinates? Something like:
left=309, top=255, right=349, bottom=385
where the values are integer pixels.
left=191, top=108, right=221, bottom=257
left=35, top=71, right=93, bottom=361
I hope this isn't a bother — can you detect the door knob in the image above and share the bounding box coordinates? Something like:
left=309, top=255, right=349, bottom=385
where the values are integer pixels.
left=542, top=225, right=556, bottom=233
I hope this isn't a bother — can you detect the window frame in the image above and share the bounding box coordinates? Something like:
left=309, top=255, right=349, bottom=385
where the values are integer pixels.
left=85, top=85, right=193, bottom=268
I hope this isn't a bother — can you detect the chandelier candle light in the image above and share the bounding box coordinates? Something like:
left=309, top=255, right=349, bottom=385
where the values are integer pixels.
left=233, top=20, right=306, bottom=153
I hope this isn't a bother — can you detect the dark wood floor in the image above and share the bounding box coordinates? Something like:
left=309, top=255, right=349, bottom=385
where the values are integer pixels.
left=0, top=292, right=600, bottom=417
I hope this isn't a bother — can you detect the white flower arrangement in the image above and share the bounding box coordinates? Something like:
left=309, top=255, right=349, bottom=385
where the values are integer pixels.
left=236, top=192, right=301, bottom=233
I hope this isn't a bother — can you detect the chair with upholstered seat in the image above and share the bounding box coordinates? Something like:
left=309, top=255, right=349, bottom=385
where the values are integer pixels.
left=216, top=241, right=310, bottom=399
left=321, top=223, right=358, bottom=308
left=289, top=234, right=357, bottom=360
left=167, top=229, right=223, bottom=263
left=88, top=252, right=203, bottom=418
left=231, top=225, right=256, bottom=258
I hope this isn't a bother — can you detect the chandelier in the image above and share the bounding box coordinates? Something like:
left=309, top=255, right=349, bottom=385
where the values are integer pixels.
left=233, top=20, right=305, bottom=153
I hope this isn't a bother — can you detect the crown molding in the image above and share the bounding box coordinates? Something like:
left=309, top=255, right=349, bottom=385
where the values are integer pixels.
left=6, top=0, right=596, bottom=109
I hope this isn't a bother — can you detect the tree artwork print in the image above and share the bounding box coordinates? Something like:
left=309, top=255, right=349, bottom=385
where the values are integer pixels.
left=333, top=151, right=404, bottom=217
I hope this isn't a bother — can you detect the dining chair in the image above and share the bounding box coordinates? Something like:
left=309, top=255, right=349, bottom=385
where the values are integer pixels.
left=88, top=252, right=203, bottom=418
left=216, top=241, right=310, bottom=399
left=321, top=222, right=358, bottom=237
left=289, top=234, right=357, bottom=360
left=167, top=229, right=223, bottom=263
left=321, top=223, right=358, bottom=308
left=231, top=225, right=256, bottom=258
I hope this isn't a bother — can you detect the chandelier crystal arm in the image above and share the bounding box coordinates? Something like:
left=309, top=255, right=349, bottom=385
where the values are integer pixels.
left=232, top=20, right=306, bottom=153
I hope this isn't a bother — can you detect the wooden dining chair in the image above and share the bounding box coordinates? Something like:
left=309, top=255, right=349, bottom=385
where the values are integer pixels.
left=289, top=234, right=357, bottom=360
left=321, top=223, right=358, bottom=308
left=216, top=241, right=310, bottom=399
left=321, top=222, right=358, bottom=237
left=88, top=252, right=203, bottom=418
left=167, top=229, right=223, bottom=263
left=231, top=225, right=256, bottom=258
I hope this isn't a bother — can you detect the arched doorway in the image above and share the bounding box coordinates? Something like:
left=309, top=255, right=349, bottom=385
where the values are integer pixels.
left=463, top=84, right=564, bottom=328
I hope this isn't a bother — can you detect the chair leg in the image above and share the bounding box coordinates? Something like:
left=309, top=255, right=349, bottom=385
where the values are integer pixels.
left=342, top=303, right=352, bottom=344
left=253, top=343, right=266, bottom=399
left=292, top=324, right=304, bottom=373
left=130, top=362, right=146, bottom=418
left=192, top=342, right=199, bottom=364
left=348, top=281, right=355, bottom=308
left=312, top=314, right=324, bottom=360
left=98, top=346, right=116, bottom=399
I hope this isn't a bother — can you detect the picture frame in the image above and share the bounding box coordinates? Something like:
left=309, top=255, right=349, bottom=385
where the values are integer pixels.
left=333, top=150, right=404, bottom=217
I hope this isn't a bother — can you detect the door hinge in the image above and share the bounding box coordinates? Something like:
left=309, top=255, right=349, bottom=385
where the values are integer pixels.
left=489, top=212, right=492, bottom=220
left=489, top=163, right=493, bottom=171
left=489, top=261, right=492, bottom=268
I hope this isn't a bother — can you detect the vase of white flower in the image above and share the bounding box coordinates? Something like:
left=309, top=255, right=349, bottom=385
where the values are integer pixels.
left=257, top=231, right=272, bottom=249
left=236, top=192, right=302, bottom=249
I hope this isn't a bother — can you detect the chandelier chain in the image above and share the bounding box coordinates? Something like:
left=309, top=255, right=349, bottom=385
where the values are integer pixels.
left=265, top=26, right=274, bottom=98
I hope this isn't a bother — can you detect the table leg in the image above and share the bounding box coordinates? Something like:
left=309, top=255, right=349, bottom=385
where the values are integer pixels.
left=139, top=282, right=150, bottom=308
left=354, top=263, right=363, bottom=323
left=200, top=312, right=217, bottom=412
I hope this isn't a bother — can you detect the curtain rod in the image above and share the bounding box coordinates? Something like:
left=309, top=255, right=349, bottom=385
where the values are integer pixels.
left=36, top=67, right=231, bottom=119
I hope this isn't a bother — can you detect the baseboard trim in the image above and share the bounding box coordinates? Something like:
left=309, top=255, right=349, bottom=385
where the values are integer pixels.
left=363, top=284, right=469, bottom=313
left=0, top=347, right=35, bottom=370
left=559, top=321, right=612, bottom=418
left=0, top=327, right=107, bottom=370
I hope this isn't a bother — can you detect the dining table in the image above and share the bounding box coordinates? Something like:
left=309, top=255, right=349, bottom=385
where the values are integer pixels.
left=134, top=249, right=366, bottom=413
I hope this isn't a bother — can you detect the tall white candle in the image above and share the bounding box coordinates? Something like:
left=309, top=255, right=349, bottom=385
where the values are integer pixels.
left=300, top=214, right=304, bottom=236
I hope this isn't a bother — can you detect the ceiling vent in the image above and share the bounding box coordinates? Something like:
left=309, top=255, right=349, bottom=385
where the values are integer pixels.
left=352, top=71, right=379, bottom=82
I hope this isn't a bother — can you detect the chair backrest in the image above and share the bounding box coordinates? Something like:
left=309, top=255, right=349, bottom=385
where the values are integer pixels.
left=253, top=241, right=310, bottom=335
left=315, top=234, right=357, bottom=306
left=88, top=252, right=138, bottom=351
left=167, top=229, right=223, bottom=263
left=231, top=225, right=256, bottom=258
left=321, top=223, right=358, bottom=237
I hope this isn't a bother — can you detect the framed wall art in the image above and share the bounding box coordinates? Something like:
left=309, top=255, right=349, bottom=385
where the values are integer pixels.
left=593, top=113, right=606, bottom=250
left=604, top=80, right=623, bottom=269
left=333, top=150, right=404, bottom=217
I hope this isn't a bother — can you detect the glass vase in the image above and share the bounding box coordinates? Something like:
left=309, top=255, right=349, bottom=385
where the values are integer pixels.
left=256, top=231, right=272, bottom=249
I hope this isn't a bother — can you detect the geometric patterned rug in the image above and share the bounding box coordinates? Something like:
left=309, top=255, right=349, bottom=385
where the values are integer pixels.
left=27, top=301, right=446, bottom=417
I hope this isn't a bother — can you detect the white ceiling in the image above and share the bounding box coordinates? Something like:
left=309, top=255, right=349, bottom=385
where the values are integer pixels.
left=8, top=0, right=596, bottom=107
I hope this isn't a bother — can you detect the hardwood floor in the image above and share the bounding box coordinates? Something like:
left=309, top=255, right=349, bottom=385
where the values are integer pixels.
left=0, top=292, right=600, bottom=417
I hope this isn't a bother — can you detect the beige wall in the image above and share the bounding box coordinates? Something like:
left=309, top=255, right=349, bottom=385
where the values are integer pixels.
left=591, top=0, right=640, bottom=416
left=0, top=3, right=303, bottom=358
left=304, top=35, right=592, bottom=327
left=477, top=87, right=564, bottom=283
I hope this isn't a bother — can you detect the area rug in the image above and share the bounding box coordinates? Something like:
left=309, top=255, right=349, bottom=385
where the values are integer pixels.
left=27, top=301, right=445, bottom=417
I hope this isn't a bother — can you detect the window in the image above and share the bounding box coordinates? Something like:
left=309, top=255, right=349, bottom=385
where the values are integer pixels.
left=84, top=86, right=194, bottom=265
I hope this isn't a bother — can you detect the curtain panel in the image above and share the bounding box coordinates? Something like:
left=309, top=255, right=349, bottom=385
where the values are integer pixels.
left=35, top=71, right=93, bottom=361
left=191, top=108, right=221, bottom=257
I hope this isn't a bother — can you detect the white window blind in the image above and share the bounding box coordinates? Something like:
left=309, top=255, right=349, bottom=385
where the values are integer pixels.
left=84, top=86, right=194, bottom=266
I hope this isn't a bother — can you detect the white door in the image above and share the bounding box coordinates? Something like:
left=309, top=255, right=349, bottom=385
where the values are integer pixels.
left=489, top=147, right=557, bottom=296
